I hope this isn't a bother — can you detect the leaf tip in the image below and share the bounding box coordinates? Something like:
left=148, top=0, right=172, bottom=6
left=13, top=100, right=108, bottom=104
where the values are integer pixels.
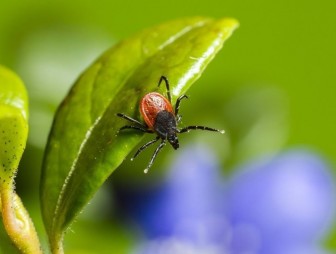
left=219, top=17, right=240, bottom=29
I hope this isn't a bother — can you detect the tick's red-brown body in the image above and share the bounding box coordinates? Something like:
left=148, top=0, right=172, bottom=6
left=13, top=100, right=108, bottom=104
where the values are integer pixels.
left=117, top=76, right=224, bottom=173
left=140, top=92, right=173, bottom=130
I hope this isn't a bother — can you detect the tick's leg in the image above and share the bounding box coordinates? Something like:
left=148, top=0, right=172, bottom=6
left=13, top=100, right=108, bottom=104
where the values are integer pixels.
left=117, top=113, right=147, bottom=127
left=131, top=136, right=160, bottom=160
left=158, top=76, right=171, bottom=103
left=178, top=125, right=225, bottom=134
left=119, top=125, right=153, bottom=133
left=144, top=139, right=166, bottom=174
left=175, top=94, right=188, bottom=119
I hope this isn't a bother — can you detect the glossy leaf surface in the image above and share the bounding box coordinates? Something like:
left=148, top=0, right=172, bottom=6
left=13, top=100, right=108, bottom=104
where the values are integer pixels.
left=40, top=17, right=239, bottom=250
left=0, top=65, right=28, bottom=188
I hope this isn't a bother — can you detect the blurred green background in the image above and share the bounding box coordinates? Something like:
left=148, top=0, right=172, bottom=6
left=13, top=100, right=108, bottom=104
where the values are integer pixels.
left=1, top=0, right=335, bottom=253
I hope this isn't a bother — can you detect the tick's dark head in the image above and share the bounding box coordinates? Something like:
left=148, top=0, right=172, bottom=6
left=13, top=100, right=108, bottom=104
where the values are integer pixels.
left=154, top=110, right=179, bottom=150
left=168, top=132, right=179, bottom=149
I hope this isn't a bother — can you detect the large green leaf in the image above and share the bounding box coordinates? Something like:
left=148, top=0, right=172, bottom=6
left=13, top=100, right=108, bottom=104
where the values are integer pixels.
left=40, top=17, right=239, bottom=251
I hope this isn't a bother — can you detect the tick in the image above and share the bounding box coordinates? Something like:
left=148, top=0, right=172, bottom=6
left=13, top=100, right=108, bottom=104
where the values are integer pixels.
left=117, top=76, right=224, bottom=173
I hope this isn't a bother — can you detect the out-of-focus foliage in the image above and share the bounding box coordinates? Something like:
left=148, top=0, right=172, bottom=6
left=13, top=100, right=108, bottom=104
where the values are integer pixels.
left=0, top=0, right=335, bottom=253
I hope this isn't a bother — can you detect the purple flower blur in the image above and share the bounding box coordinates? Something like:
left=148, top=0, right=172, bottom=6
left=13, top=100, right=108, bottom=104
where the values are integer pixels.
left=226, top=151, right=335, bottom=254
left=115, top=145, right=335, bottom=254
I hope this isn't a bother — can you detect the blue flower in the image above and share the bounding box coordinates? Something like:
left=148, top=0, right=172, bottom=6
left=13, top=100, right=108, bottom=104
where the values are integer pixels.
left=226, top=151, right=335, bottom=254
left=115, top=145, right=335, bottom=254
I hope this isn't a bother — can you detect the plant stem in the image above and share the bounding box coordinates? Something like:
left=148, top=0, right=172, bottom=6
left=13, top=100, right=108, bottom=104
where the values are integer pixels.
left=0, top=187, right=43, bottom=254
left=50, top=233, right=64, bottom=254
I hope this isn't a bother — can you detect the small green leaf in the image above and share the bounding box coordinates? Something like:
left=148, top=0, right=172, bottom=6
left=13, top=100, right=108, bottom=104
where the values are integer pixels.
left=40, top=17, right=239, bottom=252
left=0, top=64, right=28, bottom=190
left=0, top=65, right=42, bottom=254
